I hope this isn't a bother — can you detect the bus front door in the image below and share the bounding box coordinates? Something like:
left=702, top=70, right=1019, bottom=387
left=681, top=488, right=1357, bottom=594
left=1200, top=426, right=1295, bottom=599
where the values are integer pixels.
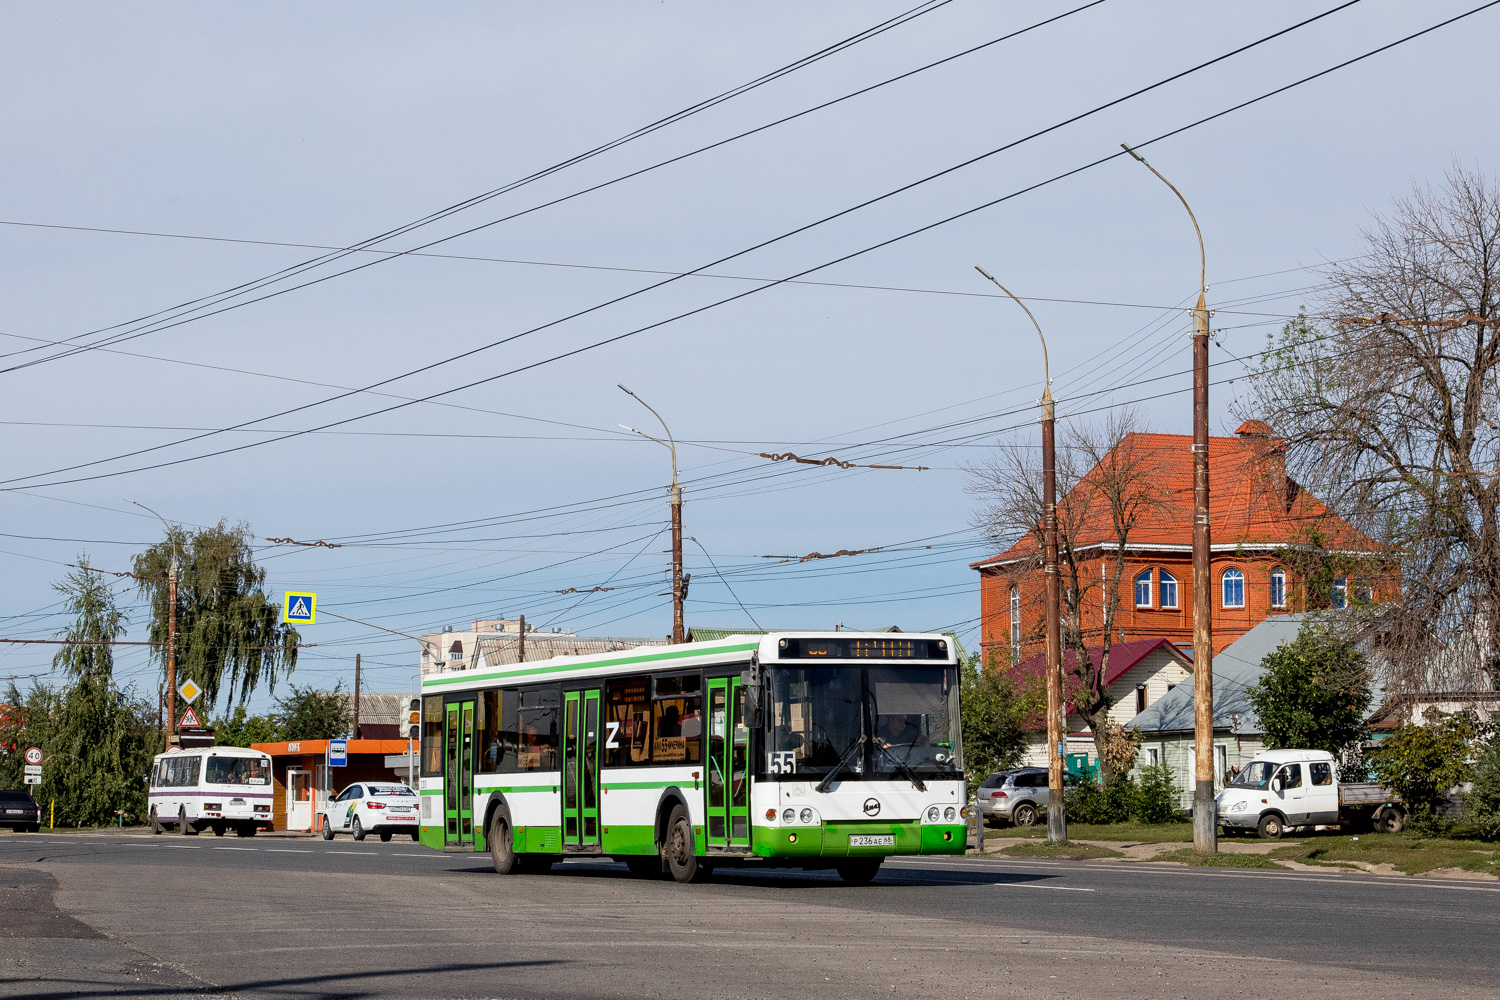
left=444, top=699, right=475, bottom=846
left=706, top=677, right=750, bottom=850
left=562, top=688, right=602, bottom=849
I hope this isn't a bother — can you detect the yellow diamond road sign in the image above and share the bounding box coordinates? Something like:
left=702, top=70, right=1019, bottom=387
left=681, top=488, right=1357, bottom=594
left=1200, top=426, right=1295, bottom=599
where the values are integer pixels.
left=177, top=678, right=202, bottom=704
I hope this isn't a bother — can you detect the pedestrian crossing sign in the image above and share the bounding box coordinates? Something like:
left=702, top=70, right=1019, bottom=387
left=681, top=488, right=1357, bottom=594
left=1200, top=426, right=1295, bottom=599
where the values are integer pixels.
left=283, top=591, right=317, bottom=624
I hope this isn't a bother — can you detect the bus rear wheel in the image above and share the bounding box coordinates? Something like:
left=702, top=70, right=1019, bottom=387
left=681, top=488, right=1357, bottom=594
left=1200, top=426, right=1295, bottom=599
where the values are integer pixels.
left=211, top=823, right=226, bottom=837
left=663, top=805, right=701, bottom=884
left=489, top=813, right=519, bottom=874
left=177, top=807, right=196, bottom=836
left=836, top=859, right=883, bottom=885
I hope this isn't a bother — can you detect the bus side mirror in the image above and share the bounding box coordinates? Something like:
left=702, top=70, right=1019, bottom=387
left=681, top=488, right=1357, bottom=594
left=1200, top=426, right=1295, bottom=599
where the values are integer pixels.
left=741, top=652, right=764, bottom=728
left=740, top=671, right=764, bottom=729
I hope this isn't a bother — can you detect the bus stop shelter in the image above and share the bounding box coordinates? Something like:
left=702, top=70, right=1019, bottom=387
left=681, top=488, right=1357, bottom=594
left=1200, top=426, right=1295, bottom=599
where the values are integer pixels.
left=252, top=739, right=418, bottom=832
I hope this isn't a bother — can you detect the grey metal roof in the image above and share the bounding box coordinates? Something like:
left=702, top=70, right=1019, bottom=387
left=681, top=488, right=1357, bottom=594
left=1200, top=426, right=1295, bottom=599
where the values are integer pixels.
left=473, top=634, right=669, bottom=668
left=1128, top=614, right=1309, bottom=735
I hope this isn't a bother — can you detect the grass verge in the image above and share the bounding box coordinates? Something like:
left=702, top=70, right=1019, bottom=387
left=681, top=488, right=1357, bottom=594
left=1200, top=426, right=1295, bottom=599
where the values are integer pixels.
left=1154, top=847, right=1285, bottom=869
left=985, top=820, right=1192, bottom=843
left=1000, top=841, right=1124, bottom=861
left=1269, top=834, right=1500, bottom=876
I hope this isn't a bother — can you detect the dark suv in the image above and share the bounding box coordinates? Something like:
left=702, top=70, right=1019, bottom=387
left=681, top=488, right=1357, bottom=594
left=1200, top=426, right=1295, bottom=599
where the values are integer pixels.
left=0, top=789, right=42, bottom=832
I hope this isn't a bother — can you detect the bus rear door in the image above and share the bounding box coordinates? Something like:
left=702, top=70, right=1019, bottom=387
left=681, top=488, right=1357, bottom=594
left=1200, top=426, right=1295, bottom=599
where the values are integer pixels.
left=562, top=688, right=602, bottom=850
left=706, top=677, right=750, bottom=850
left=444, top=699, right=475, bottom=847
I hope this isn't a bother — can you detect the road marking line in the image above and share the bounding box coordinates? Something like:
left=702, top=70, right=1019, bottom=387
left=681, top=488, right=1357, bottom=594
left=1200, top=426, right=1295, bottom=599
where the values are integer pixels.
left=994, top=882, right=1095, bottom=892
left=267, top=849, right=314, bottom=853
left=213, top=847, right=257, bottom=851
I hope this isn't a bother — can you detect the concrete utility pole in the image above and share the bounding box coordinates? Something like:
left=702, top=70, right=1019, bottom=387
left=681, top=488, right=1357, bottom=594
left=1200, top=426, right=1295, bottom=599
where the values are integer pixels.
left=129, top=500, right=182, bottom=748
left=975, top=267, right=1066, bottom=844
left=1121, top=143, right=1216, bottom=853
left=619, top=385, right=685, bottom=643
left=518, top=614, right=526, bottom=663
left=353, top=653, right=361, bottom=739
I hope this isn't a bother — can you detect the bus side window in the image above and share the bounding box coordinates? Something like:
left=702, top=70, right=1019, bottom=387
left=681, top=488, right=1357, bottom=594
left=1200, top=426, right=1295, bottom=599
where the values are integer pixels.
left=604, top=676, right=651, bottom=767
left=421, top=696, right=444, bottom=775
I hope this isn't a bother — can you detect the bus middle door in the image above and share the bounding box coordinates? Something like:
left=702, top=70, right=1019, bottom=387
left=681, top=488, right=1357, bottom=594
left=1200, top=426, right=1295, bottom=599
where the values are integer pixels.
left=444, top=699, right=475, bottom=846
left=562, top=688, right=602, bottom=849
left=706, top=677, right=750, bottom=851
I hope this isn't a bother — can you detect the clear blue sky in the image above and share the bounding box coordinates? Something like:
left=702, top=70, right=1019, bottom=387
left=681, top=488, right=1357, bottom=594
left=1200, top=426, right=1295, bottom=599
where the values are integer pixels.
left=1, top=1, right=1495, bottom=712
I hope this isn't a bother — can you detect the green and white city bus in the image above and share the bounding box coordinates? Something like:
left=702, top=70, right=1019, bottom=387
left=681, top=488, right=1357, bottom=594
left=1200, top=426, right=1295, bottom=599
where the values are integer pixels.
left=417, top=631, right=966, bottom=883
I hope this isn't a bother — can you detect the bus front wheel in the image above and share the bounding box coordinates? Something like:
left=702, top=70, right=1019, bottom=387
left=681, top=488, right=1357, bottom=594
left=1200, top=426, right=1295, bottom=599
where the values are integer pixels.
left=663, top=804, right=701, bottom=884
left=177, top=807, right=196, bottom=836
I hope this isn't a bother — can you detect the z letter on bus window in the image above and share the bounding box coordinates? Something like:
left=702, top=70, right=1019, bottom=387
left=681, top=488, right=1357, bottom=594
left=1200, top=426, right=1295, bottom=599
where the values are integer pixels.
left=605, top=720, right=621, bottom=749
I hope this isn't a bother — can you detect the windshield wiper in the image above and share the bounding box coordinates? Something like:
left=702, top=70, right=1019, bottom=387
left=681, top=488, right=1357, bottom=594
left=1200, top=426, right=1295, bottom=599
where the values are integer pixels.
left=815, top=735, right=866, bottom=794
left=876, top=743, right=927, bottom=792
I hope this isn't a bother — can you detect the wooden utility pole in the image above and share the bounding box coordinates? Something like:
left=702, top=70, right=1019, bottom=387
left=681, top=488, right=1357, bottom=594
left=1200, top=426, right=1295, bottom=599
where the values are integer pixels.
left=1190, top=289, right=1216, bottom=853
left=975, top=267, right=1065, bottom=843
left=165, top=556, right=179, bottom=748
left=353, top=653, right=361, bottom=739
left=1122, top=143, right=1216, bottom=853
left=670, top=482, right=684, bottom=644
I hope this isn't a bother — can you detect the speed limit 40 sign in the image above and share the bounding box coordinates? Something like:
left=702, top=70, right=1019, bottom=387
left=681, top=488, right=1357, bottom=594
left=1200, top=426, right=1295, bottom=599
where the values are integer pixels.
left=25, top=747, right=42, bottom=766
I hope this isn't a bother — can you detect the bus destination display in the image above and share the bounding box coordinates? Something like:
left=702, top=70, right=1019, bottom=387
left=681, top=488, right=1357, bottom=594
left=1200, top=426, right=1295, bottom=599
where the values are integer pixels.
left=777, top=636, right=948, bottom=660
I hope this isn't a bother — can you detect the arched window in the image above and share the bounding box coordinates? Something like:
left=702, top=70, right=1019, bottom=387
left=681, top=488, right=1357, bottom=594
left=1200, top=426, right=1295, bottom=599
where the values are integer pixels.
left=1332, top=576, right=1348, bottom=609
left=1269, top=568, right=1287, bottom=609
left=1221, top=568, right=1245, bottom=609
left=1134, top=570, right=1153, bottom=608
left=1159, top=570, right=1179, bottom=609
left=1009, top=585, right=1021, bottom=661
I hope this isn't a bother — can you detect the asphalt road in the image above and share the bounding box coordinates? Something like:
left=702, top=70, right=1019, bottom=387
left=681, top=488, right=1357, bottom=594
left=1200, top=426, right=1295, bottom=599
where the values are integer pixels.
left=3, top=831, right=1499, bottom=1000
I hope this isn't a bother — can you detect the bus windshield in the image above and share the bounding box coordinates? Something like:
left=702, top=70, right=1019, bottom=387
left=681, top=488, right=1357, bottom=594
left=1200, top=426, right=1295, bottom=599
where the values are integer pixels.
left=204, top=756, right=270, bottom=785
left=766, top=666, right=959, bottom=780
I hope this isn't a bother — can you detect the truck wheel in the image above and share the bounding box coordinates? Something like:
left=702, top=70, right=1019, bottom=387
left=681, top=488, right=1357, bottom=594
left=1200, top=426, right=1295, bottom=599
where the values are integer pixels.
left=1257, top=814, right=1284, bottom=840
left=1013, top=803, right=1038, bottom=827
left=1376, top=808, right=1404, bottom=834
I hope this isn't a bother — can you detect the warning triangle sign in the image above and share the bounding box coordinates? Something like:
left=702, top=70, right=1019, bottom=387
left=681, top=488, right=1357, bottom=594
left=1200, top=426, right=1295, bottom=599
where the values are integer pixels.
left=180, top=706, right=201, bottom=728
left=289, top=597, right=310, bottom=618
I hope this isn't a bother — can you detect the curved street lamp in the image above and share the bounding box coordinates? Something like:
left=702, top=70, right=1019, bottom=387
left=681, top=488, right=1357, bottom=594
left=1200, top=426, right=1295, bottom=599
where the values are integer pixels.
left=619, top=386, right=686, bottom=644
left=1121, top=142, right=1216, bottom=854
left=974, top=267, right=1066, bottom=846
left=127, top=499, right=183, bottom=747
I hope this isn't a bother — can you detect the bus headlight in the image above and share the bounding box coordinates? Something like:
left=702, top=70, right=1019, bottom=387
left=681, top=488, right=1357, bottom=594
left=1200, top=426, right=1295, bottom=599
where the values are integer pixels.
left=926, top=806, right=940, bottom=823
left=783, top=808, right=795, bottom=823
left=799, top=808, right=813, bottom=824
left=943, top=807, right=956, bottom=822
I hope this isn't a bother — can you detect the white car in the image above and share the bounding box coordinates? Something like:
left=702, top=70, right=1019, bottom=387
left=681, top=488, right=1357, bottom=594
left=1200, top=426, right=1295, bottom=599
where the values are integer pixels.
left=320, top=782, right=421, bottom=842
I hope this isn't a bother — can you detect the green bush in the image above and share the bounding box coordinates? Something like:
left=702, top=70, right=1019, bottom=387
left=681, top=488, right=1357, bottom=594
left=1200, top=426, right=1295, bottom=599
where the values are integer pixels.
left=1467, top=737, right=1500, bottom=842
left=1132, top=764, right=1181, bottom=824
left=1367, top=709, right=1476, bottom=836
left=1066, top=773, right=1135, bottom=825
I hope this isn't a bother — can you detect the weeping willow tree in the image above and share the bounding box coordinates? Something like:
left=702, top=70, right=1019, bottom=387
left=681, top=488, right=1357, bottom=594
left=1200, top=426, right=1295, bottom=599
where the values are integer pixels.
left=133, top=521, right=299, bottom=711
left=1, top=560, right=161, bottom=826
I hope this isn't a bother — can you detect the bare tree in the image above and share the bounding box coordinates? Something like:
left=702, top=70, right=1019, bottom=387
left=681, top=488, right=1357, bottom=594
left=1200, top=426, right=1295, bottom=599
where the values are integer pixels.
left=1244, top=165, right=1500, bottom=693
left=968, top=410, right=1168, bottom=780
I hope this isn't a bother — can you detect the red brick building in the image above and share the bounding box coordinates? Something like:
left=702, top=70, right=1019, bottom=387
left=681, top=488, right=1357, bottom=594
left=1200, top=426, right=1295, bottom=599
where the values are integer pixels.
left=971, top=422, right=1394, bottom=668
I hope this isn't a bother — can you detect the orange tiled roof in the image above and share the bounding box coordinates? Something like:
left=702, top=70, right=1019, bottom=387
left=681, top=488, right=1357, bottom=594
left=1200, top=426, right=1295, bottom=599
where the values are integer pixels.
left=972, top=430, right=1376, bottom=569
